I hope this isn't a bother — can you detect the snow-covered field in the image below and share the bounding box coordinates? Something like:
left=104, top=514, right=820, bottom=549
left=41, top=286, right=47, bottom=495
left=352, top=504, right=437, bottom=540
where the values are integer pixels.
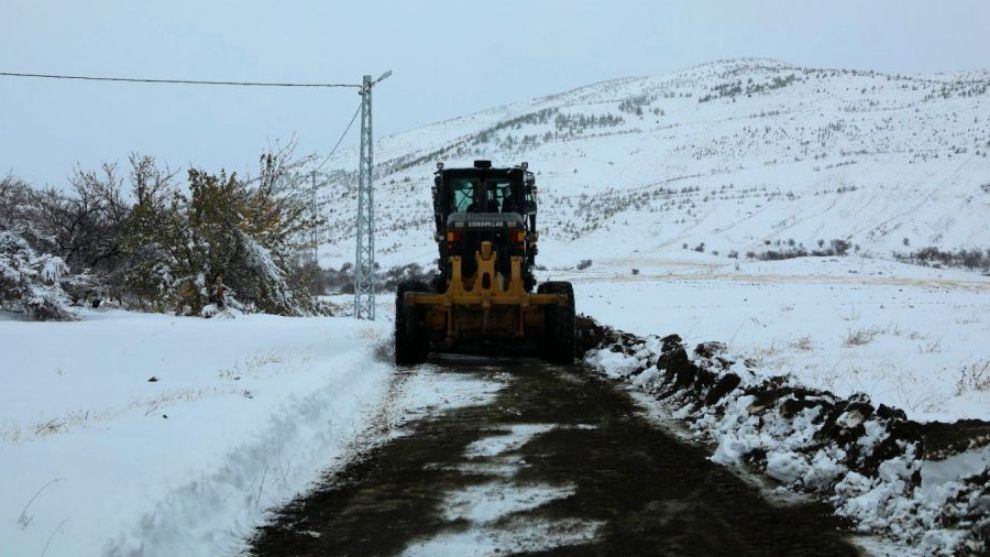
left=0, top=307, right=494, bottom=557
left=559, top=252, right=990, bottom=423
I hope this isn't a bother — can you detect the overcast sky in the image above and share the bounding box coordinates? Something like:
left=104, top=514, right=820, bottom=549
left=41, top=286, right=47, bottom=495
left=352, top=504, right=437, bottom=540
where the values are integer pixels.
left=2, top=0, right=988, bottom=186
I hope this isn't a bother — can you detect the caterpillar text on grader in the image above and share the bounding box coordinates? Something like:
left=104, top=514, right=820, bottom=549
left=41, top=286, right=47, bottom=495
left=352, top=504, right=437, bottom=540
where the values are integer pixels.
left=394, top=160, right=575, bottom=365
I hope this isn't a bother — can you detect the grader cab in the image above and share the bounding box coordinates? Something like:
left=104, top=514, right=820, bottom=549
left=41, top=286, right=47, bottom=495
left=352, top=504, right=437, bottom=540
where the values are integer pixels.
left=394, top=160, right=575, bottom=364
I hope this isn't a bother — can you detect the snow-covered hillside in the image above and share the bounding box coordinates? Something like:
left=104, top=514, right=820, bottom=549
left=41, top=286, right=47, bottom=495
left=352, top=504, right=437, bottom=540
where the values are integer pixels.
left=316, top=58, right=990, bottom=271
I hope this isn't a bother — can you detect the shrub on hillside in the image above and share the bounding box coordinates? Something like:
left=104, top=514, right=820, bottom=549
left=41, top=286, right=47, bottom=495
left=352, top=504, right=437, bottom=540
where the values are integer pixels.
left=894, top=246, right=990, bottom=271
left=747, top=238, right=853, bottom=261
left=378, top=263, right=438, bottom=292
left=310, top=262, right=438, bottom=295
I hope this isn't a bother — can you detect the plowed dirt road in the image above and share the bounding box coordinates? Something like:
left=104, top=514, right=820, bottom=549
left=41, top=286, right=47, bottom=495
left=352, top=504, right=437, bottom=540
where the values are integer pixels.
left=250, top=357, right=859, bottom=557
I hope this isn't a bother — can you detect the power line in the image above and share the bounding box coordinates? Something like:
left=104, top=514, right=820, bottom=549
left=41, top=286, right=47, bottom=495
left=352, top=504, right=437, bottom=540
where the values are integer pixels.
left=319, top=101, right=363, bottom=168
left=5, top=67, right=371, bottom=176
left=0, top=70, right=360, bottom=88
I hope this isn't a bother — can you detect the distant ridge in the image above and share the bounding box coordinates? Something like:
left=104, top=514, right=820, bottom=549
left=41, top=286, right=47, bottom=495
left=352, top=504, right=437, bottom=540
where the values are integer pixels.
left=314, top=60, right=990, bottom=271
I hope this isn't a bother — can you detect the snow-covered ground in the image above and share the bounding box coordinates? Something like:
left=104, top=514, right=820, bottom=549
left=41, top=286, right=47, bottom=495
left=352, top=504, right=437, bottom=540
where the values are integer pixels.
left=0, top=310, right=389, bottom=556
left=559, top=252, right=990, bottom=423
left=0, top=307, right=493, bottom=557
left=2, top=262, right=986, bottom=557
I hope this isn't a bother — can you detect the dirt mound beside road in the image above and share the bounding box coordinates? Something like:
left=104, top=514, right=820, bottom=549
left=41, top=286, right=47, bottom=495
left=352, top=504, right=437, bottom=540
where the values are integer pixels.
left=577, top=315, right=990, bottom=556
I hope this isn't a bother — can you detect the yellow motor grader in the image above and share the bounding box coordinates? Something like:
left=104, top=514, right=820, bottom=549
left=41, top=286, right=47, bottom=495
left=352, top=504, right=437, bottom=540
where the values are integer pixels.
left=394, top=160, right=575, bottom=364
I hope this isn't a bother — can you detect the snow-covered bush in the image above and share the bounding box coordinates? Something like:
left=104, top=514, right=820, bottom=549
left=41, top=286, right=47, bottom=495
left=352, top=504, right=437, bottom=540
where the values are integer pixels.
left=0, top=231, right=76, bottom=320
left=164, top=162, right=318, bottom=316
left=2, top=150, right=324, bottom=318
left=108, top=154, right=321, bottom=316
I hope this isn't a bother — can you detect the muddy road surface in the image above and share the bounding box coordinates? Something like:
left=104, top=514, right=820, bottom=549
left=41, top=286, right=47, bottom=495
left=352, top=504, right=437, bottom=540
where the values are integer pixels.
left=250, top=357, right=859, bottom=557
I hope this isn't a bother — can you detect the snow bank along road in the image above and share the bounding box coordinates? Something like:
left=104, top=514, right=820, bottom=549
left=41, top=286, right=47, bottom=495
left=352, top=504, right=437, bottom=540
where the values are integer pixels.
left=250, top=355, right=858, bottom=557
left=0, top=311, right=401, bottom=557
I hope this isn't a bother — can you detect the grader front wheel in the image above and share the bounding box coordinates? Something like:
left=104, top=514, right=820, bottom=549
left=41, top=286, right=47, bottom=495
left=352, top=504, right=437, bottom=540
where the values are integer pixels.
left=395, top=280, right=430, bottom=365
left=538, top=281, right=575, bottom=364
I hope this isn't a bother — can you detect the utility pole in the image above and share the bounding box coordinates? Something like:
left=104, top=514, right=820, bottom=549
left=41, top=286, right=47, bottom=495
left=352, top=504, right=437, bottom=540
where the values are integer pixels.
left=353, top=70, right=391, bottom=320
left=310, top=171, right=319, bottom=265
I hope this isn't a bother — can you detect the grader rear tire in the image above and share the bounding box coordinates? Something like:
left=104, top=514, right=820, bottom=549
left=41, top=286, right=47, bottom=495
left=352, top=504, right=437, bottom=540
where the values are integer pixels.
left=538, top=281, right=575, bottom=364
left=395, top=280, right=430, bottom=365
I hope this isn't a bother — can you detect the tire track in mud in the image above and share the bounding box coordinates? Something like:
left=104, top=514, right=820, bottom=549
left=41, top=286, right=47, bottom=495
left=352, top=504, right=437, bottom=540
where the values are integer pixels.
left=249, top=358, right=860, bottom=557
